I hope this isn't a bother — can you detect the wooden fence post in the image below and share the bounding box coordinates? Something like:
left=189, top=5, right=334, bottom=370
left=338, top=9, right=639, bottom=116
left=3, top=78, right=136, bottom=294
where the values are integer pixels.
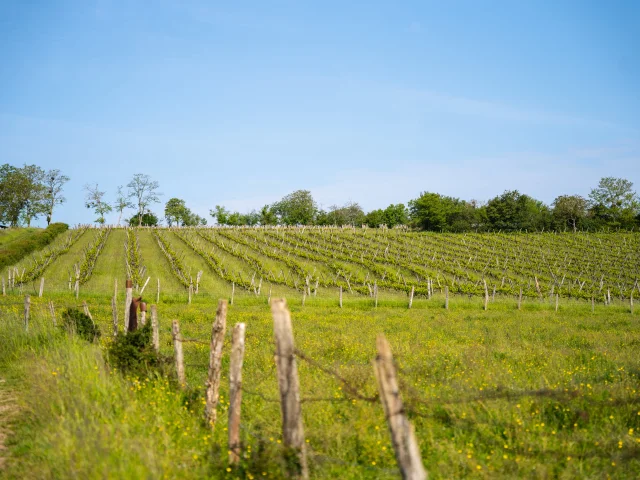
left=631, top=291, right=634, bottom=315
left=231, top=282, right=235, bottom=305
left=271, top=299, right=308, bottom=479
left=124, top=279, right=133, bottom=334
left=172, top=320, right=185, bottom=387
left=444, top=286, right=449, bottom=310
left=24, top=295, right=30, bottom=332
left=518, top=287, right=523, bottom=310
left=139, top=302, right=147, bottom=326
left=188, top=282, right=193, bottom=305
left=156, top=278, right=160, bottom=304
left=49, top=300, right=56, bottom=326
left=374, top=335, right=427, bottom=480
left=268, top=285, right=272, bottom=305
left=555, top=294, right=559, bottom=312
left=151, top=305, right=159, bottom=351
left=374, top=281, right=378, bottom=308
left=111, top=296, right=118, bottom=336
left=74, top=279, right=79, bottom=299
left=39, top=277, right=44, bottom=298
left=228, top=322, right=246, bottom=465
left=591, top=296, right=595, bottom=313
left=483, top=279, right=488, bottom=311
left=339, top=286, right=343, bottom=308
left=408, top=286, right=414, bottom=309
left=205, top=300, right=228, bottom=427
left=82, top=300, right=93, bottom=323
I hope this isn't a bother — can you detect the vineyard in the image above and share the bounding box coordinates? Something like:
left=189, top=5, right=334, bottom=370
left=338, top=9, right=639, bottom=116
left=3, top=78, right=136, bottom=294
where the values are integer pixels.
left=1, top=227, right=639, bottom=479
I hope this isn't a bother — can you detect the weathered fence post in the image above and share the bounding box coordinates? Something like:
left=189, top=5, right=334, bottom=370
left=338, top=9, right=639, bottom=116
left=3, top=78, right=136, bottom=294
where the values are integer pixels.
left=591, top=296, right=595, bottom=313
left=205, top=300, right=228, bottom=427
left=24, top=295, right=30, bottom=331
left=555, top=294, right=559, bottom=312
left=111, top=296, right=118, bottom=336
left=374, top=335, right=427, bottom=480
left=631, top=291, right=634, bottom=315
left=230, top=282, right=235, bottom=305
left=228, top=322, right=246, bottom=465
left=444, top=286, right=449, bottom=310
left=74, top=279, right=79, bottom=299
left=156, top=278, right=160, bottom=304
left=139, top=302, right=147, bottom=326
left=339, top=286, right=343, bottom=308
left=82, top=300, right=93, bottom=323
left=49, top=300, right=56, bottom=326
left=2, top=277, right=5, bottom=296
left=374, top=281, right=378, bottom=308
left=518, top=287, right=523, bottom=310
left=151, top=305, right=159, bottom=351
left=124, top=279, right=133, bottom=334
left=271, top=299, right=308, bottom=479
left=39, top=277, right=44, bottom=298
left=172, top=320, right=185, bottom=387
left=268, top=285, right=272, bottom=305
left=483, top=279, right=488, bottom=311
left=408, top=286, right=414, bottom=309
left=188, top=282, right=193, bottom=305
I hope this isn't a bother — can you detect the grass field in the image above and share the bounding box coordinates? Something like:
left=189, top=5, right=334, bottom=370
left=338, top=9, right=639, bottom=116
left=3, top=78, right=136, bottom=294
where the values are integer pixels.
left=1, top=228, right=639, bottom=479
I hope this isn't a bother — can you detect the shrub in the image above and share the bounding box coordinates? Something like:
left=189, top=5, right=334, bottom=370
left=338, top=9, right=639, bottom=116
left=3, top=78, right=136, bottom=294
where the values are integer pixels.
left=60, top=308, right=101, bottom=342
left=108, top=323, right=171, bottom=377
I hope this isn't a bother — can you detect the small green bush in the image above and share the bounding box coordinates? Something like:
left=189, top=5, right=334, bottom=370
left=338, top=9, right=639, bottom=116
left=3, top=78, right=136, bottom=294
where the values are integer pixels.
left=0, top=222, right=69, bottom=269
left=108, top=323, right=171, bottom=377
left=60, top=308, right=101, bottom=342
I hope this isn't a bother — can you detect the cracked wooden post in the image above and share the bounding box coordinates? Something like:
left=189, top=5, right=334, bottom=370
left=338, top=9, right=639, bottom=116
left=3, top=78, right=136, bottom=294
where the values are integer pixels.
left=408, top=286, right=414, bottom=309
left=139, top=302, right=147, bottom=326
left=39, top=277, right=44, bottom=298
left=24, top=295, right=30, bottom=332
left=444, top=286, right=449, bottom=310
left=205, top=300, right=228, bottom=428
left=483, top=279, right=489, bottom=311
left=271, top=299, right=308, bottom=479
left=172, top=320, right=185, bottom=388
left=124, top=279, right=133, bottom=334
left=228, top=322, right=246, bottom=465
left=374, top=335, right=427, bottom=480
left=49, top=300, right=56, bottom=326
left=151, top=304, right=159, bottom=351
left=111, top=296, right=118, bottom=336
left=339, top=286, right=343, bottom=308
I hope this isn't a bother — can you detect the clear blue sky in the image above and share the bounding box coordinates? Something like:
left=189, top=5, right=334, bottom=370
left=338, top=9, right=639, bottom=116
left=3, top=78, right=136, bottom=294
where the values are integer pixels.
left=1, top=0, right=639, bottom=225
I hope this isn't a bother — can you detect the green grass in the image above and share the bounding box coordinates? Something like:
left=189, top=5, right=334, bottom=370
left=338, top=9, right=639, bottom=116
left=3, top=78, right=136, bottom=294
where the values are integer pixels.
left=0, top=228, right=39, bottom=246
left=1, top=292, right=639, bottom=479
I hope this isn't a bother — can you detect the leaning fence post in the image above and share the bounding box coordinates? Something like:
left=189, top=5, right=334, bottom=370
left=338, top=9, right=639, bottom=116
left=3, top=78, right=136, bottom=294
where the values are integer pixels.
left=374, top=335, right=427, bottom=480
left=24, top=295, right=31, bottom=331
left=205, top=300, right=228, bottom=427
left=82, top=300, right=94, bottom=323
left=228, top=322, right=246, bottom=465
left=124, top=279, right=133, bottom=334
left=39, top=277, right=44, bottom=298
left=172, top=320, right=185, bottom=388
left=151, top=304, right=159, bottom=351
left=271, top=299, right=308, bottom=479
left=111, top=296, right=118, bottom=336
left=408, top=286, right=414, bottom=309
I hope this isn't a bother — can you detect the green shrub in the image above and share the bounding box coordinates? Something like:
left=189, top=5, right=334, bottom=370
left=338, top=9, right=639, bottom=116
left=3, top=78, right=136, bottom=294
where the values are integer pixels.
left=107, top=323, right=171, bottom=377
left=0, top=222, right=69, bottom=269
left=60, top=308, right=101, bottom=342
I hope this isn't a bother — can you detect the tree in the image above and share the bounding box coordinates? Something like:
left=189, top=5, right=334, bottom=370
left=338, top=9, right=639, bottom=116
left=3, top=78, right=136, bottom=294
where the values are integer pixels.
left=588, top=177, right=639, bottom=229
left=210, top=205, right=230, bottom=225
left=84, top=184, right=112, bottom=225
left=127, top=174, right=162, bottom=227
left=322, top=202, right=365, bottom=226
left=383, top=204, right=409, bottom=228
left=0, top=164, right=47, bottom=227
left=485, top=190, right=551, bottom=231
left=166, top=198, right=207, bottom=226
left=364, top=209, right=385, bottom=228
left=127, top=211, right=159, bottom=226
left=259, top=205, right=277, bottom=225
left=43, top=169, right=70, bottom=225
left=409, top=193, right=484, bottom=232
left=552, top=195, right=587, bottom=232
left=114, top=186, right=133, bottom=226
left=272, top=190, right=317, bottom=225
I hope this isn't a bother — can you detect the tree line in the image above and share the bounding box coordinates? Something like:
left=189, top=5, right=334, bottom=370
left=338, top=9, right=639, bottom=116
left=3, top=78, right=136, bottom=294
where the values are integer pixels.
left=1, top=163, right=638, bottom=231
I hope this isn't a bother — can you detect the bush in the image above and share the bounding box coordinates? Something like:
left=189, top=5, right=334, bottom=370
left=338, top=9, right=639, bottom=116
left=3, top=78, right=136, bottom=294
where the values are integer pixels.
left=0, top=222, right=69, bottom=269
left=108, top=323, right=170, bottom=377
left=60, top=308, right=101, bottom=342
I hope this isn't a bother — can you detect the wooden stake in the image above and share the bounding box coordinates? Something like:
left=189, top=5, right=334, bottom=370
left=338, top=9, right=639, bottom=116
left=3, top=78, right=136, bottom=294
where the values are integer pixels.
left=630, top=291, right=634, bottom=314
left=483, top=279, right=488, bottom=311
left=555, top=294, right=559, bottom=312
left=139, top=276, right=151, bottom=295
left=228, top=322, right=246, bottom=465
left=24, top=295, right=30, bottom=332
left=124, top=279, right=133, bottom=334
left=271, top=299, right=308, bottom=479
left=408, top=286, right=414, bottom=309
left=230, top=282, right=235, bottom=305
left=111, top=296, right=118, bottom=336
left=39, top=277, right=44, bottom=298
left=302, top=289, right=306, bottom=306
left=205, top=300, right=228, bottom=427
left=188, top=282, right=193, bottom=305
left=374, top=335, right=427, bottom=480
left=139, top=302, right=147, bottom=326
left=518, top=287, right=523, bottom=310
left=156, top=278, right=160, bottom=304
left=339, top=286, right=343, bottom=308
left=2, top=277, right=5, bottom=296
left=172, top=320, right=185, bottom=387
left=268, top=285, right=272, bottom=304
left=74, top=280, right=79, bottom=299
left=82, top=300, right=93, bottom=323
left=591, top=296, right=595, bottom=313
left=444, top=286, right=449, bottom=310
left=374, top=281, right=378, bottom=308
left=49, top=300, right=56, bottom=326
left=151, top=304, right=159, bottom=352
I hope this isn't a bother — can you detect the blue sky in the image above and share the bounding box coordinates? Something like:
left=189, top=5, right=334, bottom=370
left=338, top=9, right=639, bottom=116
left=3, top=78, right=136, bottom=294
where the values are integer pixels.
left=1, top=0, right=639, bottom=225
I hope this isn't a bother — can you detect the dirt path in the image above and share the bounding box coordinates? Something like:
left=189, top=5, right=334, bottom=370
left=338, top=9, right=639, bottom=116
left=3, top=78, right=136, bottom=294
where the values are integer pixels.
left=0, top=378, right=18, bottom=470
